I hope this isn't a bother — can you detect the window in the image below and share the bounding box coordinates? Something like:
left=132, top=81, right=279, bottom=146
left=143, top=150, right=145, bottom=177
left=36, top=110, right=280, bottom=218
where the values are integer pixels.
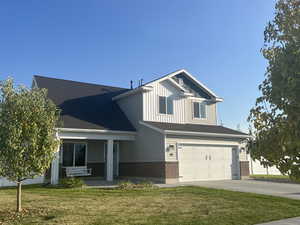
left=62, top=143, right=87, bottom=167
left=159, top=96, right=173, bottom=115
left=159, top=96, right=166, bottom=114
left=193, top=102, right=207, bottom=119
left=167, top=97, right=173, bottom=114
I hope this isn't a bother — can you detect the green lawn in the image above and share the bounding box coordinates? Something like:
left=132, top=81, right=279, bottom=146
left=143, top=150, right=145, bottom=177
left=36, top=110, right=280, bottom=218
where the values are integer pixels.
left=1, top=185, right=300, bottom=225
left=250, top=174, right=299, bottom=183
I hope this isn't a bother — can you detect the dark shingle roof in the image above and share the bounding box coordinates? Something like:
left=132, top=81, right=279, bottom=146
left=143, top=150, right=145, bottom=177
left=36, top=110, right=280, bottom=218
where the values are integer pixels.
left=144, top=121, right=248, bottom=136
left=34, top=75, right=135, bottom=132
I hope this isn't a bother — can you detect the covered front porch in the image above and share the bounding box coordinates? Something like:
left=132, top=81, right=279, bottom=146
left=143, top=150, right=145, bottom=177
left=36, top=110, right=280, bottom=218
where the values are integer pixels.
left=50, top=128, right=136, bottom=185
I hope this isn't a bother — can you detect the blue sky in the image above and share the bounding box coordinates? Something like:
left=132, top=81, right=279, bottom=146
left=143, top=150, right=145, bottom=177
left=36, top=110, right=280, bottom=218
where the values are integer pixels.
left=0, top=0, right=276, bottom=131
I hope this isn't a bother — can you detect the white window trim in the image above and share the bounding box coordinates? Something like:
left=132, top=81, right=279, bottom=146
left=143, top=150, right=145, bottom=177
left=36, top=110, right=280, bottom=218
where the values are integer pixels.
left=158, top=95, right=173, bottom=115
left=61, top=141, right=88, bottom=168
left=193, top=101, right=207, bottom=120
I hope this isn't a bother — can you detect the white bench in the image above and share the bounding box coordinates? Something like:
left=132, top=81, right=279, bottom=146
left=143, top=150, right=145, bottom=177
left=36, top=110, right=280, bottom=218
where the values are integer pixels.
left=65, top=167, right=92, bottom=177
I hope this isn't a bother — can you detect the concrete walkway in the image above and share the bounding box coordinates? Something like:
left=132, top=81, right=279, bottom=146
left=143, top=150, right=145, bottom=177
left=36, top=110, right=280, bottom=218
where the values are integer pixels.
left=158, top=179, right=300, bottom=200
left=256, top=217, right=300, bottom=225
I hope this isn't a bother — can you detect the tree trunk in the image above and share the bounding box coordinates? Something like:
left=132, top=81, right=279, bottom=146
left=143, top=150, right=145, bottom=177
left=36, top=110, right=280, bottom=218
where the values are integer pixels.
left=16, top=181, right=22, bottom=212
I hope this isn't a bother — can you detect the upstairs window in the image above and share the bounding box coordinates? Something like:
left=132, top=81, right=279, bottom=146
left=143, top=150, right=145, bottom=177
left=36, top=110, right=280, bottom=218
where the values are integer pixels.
left=193, top=102, right=207, bottom=119
left=62, top=143, right=87, bottom=167
left=159, top=96, right=173, bottom=115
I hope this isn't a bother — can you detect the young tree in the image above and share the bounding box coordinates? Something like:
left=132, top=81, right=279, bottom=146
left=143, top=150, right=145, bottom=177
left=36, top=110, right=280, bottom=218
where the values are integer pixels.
left=248, top=0, right=300, bottom=178
left=0, top=78, right=60, bottom=212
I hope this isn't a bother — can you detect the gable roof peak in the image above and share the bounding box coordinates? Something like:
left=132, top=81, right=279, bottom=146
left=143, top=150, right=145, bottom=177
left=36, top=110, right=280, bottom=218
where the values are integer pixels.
left=144, top=69, right=222, bottom=101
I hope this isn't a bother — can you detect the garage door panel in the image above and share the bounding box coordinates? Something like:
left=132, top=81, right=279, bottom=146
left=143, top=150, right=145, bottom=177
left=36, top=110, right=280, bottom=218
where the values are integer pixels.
left=179, top=146, right=208, bottom=181
left=209, top=147, right=232, bottom=180
left=179, top=145, right=237, bottom=182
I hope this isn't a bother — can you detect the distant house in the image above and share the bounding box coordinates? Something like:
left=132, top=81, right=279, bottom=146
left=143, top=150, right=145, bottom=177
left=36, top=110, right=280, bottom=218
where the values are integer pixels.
left=239, top=143, right=282, bottom=176
left=0, top=69, right=250, bottom=187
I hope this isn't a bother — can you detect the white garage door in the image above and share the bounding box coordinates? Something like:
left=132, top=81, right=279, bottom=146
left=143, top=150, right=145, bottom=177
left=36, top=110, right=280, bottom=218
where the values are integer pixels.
left=178, top=145, right=238, bottom=182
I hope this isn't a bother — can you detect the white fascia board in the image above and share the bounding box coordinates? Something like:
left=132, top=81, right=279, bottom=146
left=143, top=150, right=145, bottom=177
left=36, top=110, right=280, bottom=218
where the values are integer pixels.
left=166, top=78, right=187, bottom=92
left=181, top=70, right=219, bottom=98
left=112, top=86, right=153, bottom=101
left=188, top=96, right=223, bottom=103
left=146, top=69, right=187, bottom=86
left=181, top=92, right=194, bottom=97
left=32, top=76, right=38, bottom=89
left=165, top=130, right=250, bottom=139
left=57, top=127, right=136, bottom=135
left=178, top=142, right=240, bottom=148
left=58, top=132, right=136, bottom=141
left=57, top=128, right=136, bottom=141
left=188, top=96, right=211, bottom=101
left=215, top=97, right=224, bottom=102
left=139, top=121, right=165, bottom=134
left=145, top=69, right=222, bottom=100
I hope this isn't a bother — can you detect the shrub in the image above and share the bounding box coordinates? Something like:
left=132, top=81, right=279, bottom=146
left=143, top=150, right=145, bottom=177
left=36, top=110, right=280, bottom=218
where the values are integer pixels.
left=59, top=177, right=85, bottom=188
left=118, top=180, right=155, bottom=190
left=118, top=180, right=135, bottom=190
left=135, top=180, right=155, bottom=189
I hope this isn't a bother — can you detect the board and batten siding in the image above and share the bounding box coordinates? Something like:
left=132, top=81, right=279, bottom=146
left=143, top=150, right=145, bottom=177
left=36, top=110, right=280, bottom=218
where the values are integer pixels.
left=143, top=80, right=186, bottom=124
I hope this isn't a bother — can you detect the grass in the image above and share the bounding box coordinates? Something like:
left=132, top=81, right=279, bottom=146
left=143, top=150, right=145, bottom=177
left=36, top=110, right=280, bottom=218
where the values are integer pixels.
left=250, top=174, right=299, bottom=183
left=1, top=185, right=300, bottom=225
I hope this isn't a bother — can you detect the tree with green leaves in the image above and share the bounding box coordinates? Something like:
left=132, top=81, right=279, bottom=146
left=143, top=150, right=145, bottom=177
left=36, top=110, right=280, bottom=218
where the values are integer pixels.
left=248, top=0, right=300, bottom=178
left=0, top=78, right=60, bottom=212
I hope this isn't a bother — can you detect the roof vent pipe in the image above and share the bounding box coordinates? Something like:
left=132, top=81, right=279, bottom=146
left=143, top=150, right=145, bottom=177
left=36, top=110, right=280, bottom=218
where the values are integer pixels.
left=130, top=80, right=133, bottom=89
left=138, top=79, right=144, bottom=87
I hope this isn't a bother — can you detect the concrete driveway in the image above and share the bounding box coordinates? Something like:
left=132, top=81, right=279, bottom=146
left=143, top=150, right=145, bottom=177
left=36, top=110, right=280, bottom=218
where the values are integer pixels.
left=159, top=179, right=300, bottom=200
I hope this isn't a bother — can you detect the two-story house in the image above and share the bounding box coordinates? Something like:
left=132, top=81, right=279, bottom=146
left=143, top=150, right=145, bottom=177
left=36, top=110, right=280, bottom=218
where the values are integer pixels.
left=33, top=69, right=249, bottom=185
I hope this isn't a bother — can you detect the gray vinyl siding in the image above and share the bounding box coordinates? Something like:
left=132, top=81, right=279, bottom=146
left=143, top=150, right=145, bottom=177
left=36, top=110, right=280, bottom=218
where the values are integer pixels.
left=119, top=124, right=165, bottom=162
left=117, top=93, right=143, bottom=128
left=117, top=94, right=165, bottom=162
left=87, top=140, right=105, bottom=163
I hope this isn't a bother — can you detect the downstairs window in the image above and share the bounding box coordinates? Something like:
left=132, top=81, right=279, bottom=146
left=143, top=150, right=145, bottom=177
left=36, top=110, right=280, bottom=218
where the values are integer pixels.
left=62, top=143, right=87, bottom=167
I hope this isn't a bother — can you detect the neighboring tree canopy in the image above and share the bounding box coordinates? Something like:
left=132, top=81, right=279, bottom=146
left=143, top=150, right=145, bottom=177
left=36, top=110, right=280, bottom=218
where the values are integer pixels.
left=0, top=78, right=60, bottom=212
left=248, top=0, right=300, bottom=178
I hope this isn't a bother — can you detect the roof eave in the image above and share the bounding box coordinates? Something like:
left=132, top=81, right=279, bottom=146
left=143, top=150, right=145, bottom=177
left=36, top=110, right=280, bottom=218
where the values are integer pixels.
left=57, top=127, right=137, bottom=135
left=165, top=130, right=250, bottom=139
left=145, top=69, right=222, bottom=100
left=215, top=97, right=224, bottom=102
left=112, top=86, right=153, bottom=101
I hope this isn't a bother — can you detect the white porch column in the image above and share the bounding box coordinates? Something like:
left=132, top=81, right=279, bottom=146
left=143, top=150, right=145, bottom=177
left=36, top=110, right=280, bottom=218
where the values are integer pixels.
left=106, top=139, right=114, bottom=181
left=50, top=143, right=60, bottom=185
